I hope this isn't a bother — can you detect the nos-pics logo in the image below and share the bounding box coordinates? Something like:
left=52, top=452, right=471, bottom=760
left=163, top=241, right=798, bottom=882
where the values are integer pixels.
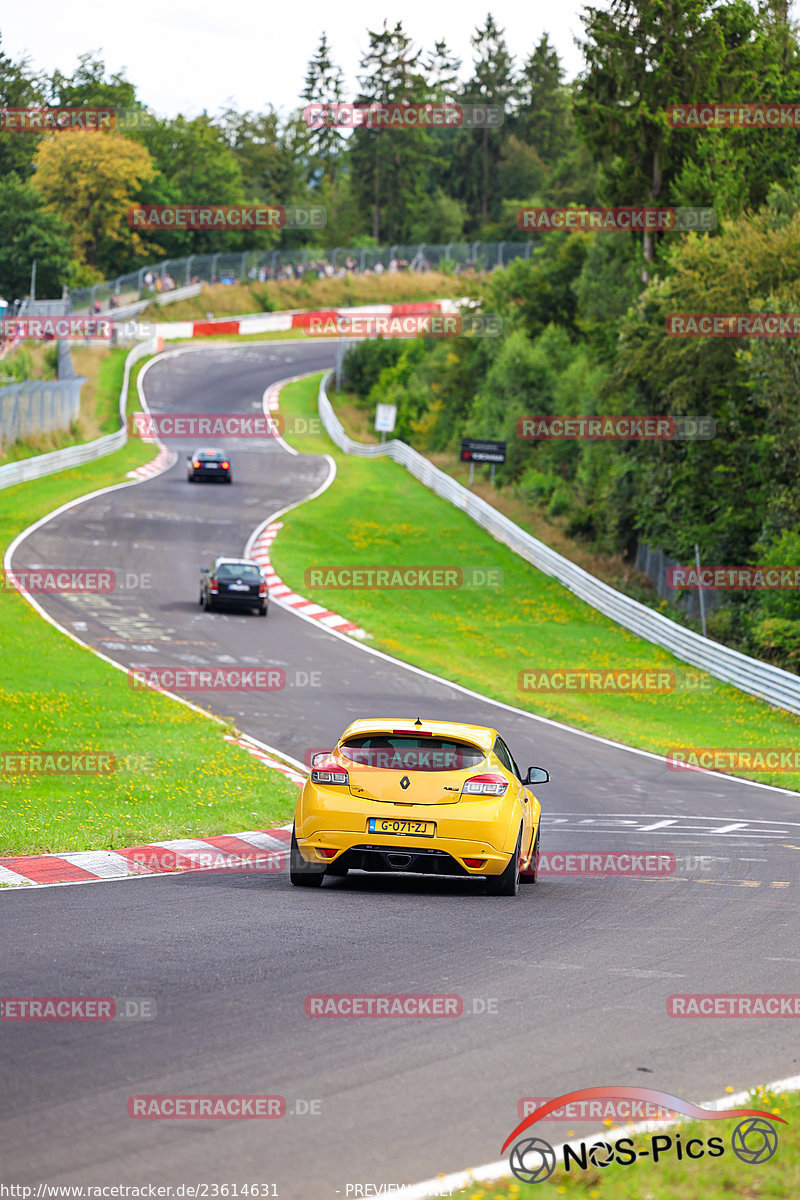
left=502, top=1087, right=784, bottom=1184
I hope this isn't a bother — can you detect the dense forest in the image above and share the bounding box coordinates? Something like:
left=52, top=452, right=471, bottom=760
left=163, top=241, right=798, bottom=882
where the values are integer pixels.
left=1, top=1, right=799, bottom=669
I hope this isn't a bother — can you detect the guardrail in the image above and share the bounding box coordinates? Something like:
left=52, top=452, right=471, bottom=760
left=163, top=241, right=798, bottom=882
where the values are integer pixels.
left=0, top=337, right=158, bottom=491
left=317, top=372, right=800, bottom=716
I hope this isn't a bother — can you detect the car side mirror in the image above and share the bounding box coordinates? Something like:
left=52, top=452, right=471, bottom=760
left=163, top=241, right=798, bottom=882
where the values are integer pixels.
left=200, top=567, right=209, bottom=574
left=524, top=767, right=549, bottom=785
left=186, top=455, right=192, bottom=462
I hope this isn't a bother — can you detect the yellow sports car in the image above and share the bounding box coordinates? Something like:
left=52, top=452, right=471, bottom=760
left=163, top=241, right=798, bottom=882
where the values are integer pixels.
left=290, top=717, right=548, bottom=896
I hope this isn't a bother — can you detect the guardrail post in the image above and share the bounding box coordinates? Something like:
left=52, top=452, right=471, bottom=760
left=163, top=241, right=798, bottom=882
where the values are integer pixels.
left=497, top=242, right=505, bottom=268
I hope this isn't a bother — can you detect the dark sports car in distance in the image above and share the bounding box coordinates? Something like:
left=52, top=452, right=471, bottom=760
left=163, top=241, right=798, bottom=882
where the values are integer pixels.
left=187, top=448, right=232, bottom=483
left=200, top=557, right=268, bottom=616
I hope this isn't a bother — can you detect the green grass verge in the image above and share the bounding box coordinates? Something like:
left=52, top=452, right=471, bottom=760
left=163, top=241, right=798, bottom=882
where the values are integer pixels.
left=0, top=349, right=299, bottom=856
left=455, top=1085, right=796, bottom=1199
left=272, top=374, right=800, bottom=790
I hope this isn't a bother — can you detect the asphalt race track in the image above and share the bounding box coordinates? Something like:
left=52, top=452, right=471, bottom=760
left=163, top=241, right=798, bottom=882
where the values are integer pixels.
left=2, top=341, right=798, bottom=1197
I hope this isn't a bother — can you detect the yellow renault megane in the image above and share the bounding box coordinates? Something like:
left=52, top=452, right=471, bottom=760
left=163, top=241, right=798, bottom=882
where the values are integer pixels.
left=290, top=717, right=548, bottom=896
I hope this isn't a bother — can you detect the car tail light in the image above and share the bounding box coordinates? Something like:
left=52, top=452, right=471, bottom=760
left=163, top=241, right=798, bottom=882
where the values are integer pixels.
left=311, top=768, right=349, bottom=785
left=258, top=582, right=267, bottom=596
left=462, top=773, right=508, bottom=797
left=318, top=848, right=338, bottom=859
left=222, top=461, right=229, bottom=469
left=210, top=576, right=218, bottom=593
left=193, top=460, right=201, bottom=468
left=463, top=858, right=486, bottom=869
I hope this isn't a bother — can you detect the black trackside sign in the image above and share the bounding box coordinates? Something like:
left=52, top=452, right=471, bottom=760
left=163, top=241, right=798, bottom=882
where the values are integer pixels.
left=460, top=438, right=507, bottom=464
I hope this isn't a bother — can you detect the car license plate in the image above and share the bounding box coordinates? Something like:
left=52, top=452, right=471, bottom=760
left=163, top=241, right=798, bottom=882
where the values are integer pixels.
left=228, top=582, right=248, bottom=591
left=367, top=818, right=435, bottom=837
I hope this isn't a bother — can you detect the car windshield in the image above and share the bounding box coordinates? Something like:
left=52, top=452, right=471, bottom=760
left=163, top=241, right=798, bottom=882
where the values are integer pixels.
left=340, top=735, right=486, bottom=772
left=197, top=450, right=224, bottom=461
left=216, top=563, right=261, bottom=581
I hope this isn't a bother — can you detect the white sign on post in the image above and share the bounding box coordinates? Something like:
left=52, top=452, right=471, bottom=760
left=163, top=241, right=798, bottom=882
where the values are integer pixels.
left=374, top=403, right=397, bottom=433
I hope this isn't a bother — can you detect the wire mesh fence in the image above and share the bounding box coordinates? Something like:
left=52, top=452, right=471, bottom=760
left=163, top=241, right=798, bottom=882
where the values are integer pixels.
left=65, top=242, right=539, bottom=313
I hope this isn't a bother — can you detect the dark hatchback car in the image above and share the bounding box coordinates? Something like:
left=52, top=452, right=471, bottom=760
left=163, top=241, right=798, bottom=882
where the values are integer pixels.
left=200, top=557, right=268, bottom=616
left=187, top=448, right=232, bottom=483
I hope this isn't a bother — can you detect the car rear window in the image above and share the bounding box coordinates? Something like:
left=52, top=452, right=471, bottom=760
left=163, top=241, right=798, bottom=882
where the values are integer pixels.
left=198, top=450, right=225, bottom=460
left=216, top=563, right=261, bottom=581
left=340, top=736, right=486, bottom=771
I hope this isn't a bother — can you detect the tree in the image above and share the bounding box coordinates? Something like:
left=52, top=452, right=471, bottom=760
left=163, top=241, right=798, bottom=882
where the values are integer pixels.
left=0, top=36, right=47, bottom=181
left=31, top=131, right=157, bottom=273
left=461, top=14, right=517, bottom=223
left=301, top=34, right=347, bottom=187
left=49, top=52, right=138, bottom=111
left=515, top=35, right=570, bottom=164
left=0, top=173, right=72, bottom=298
left=574, top=0, right=760, bottom=272
left=349, top=21, right=441, bottom=241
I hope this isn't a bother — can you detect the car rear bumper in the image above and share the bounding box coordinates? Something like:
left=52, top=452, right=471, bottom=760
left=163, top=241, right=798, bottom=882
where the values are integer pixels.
left=295, top=828, right=515, bottom=876
left=190, top=469, right=230, bottom=481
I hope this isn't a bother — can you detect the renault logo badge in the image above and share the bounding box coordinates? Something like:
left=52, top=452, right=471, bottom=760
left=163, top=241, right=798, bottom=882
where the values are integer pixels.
left=400, top=775, right=411, bottom=790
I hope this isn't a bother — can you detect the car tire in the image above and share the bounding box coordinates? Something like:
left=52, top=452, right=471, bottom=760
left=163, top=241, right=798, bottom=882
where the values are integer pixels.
left=289, top=827, right=325, bottom=887
left=325, top=856, right=349, bottom=877
left=520, top=827, right=539, bottom=884
left=259, top=603, right=268, bottom=617
left=203, top=593, right=213, bottom=612
left=198, top=592, right=204, bottom=607
left=226, top=476, right=233, bottom=484
left=487, top=827, right=521, bottom=897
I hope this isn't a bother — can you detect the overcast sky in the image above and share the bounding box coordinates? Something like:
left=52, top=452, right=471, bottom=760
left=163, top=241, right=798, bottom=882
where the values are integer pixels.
left=1, top=2, right=593, bottom=121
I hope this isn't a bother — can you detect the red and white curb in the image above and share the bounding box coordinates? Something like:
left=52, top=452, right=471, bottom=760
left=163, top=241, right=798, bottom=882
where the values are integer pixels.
left=0, top=827, right=292, bottom=888
left=0, top=738, right=305, bottom=889
left=250, top=520, right=368, bottom=638
left=126, top=443, right=177, bottom=480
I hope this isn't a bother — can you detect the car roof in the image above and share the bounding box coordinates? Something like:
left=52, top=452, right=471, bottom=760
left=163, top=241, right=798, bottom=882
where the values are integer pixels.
left=213, top=557, right=261, bottom=567
left=338, top=718, right=496, bottom=753
left=193, top=447, right=226, bottom=455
